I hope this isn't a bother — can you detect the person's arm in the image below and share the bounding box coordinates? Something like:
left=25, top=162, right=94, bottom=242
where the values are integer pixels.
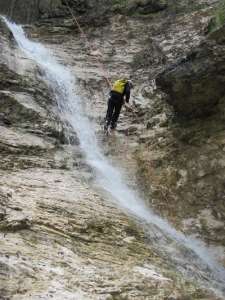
left=124, top=83, right=131, bottom=103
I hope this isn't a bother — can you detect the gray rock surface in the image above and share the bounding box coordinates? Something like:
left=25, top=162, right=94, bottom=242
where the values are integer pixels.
left=156, top=24, right=225, bottom=118
left=0, top=0, right=64, bottom=23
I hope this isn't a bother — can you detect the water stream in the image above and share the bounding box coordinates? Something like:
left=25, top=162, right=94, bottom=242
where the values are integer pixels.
left=3, top=17, right=225, bottom=297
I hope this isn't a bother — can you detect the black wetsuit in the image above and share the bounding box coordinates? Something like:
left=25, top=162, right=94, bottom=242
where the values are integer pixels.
left=105, top=83, right=131, bottom=129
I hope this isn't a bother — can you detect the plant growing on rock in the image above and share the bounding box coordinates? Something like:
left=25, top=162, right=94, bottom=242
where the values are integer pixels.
left=208, top=0, right=225, bottom=32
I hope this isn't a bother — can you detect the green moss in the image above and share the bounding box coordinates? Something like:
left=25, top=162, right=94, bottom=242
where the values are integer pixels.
left=112, top=0, right=128, bottom=10
left=112, top=0, right=127, bottom=5
left=215, top=1, right=225, bottom=26
left=208, top=0, right=225, bottom=32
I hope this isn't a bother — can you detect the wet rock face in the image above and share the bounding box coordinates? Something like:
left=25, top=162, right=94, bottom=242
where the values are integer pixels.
left=0, top=0, right=64, bottom=23
left=0, top=0, right=39, bottom=23
left=0, top=0, right=163, bottom=24
left=0, top=0, right=112, bottom=23
left=156, top=25, right=225, bottom=118
left=0, top=0, right=205, bottom=26
left=0, top=0, right=199, bottom=24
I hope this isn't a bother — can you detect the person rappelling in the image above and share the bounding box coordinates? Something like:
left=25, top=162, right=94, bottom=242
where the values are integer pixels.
left=104, top=79, right=134, bottom=135
left=63, top=2, right=134, bottom=136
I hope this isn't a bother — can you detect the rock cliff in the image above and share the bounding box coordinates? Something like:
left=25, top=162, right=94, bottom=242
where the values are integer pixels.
left=0, top=0, right=225, bottom=299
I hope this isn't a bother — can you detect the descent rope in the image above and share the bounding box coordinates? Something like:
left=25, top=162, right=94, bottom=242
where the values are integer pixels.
left=64, top=0, right=112, bottom=89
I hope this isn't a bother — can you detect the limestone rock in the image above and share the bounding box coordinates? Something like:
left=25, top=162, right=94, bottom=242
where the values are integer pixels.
left=156, top=25, right=225, bottom=118
left=0, top=0, right=40, bottom=23
left=39, top=0, right=63, bottom=17
left=0, top=216, right=32, bottom=232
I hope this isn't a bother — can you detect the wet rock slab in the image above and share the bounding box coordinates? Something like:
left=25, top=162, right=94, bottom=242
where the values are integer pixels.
left=0, top=169, right=174, bottom=299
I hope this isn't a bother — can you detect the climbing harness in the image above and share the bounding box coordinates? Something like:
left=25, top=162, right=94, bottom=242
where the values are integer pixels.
left=64, top=0, right=112, bottom=89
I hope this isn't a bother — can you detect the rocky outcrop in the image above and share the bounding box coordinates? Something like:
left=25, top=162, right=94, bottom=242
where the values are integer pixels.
left=156, top=24, right=225, bottom=118
left=130, top=6, right=225, bottom=257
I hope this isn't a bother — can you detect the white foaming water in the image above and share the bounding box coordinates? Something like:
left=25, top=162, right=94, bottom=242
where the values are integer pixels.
left=3, top=17, right=225, bottom=291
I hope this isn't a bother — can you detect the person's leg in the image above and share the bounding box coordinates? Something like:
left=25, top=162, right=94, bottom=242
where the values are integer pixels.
left=105, top=98, right=115, bottom=128
left=111, top=101, right=123, bottom=129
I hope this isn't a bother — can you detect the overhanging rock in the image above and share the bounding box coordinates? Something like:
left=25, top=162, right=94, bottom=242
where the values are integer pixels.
left=156, top=25, right=225, bottom=118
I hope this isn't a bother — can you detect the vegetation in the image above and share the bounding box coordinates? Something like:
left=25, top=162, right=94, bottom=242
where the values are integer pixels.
left=209, top=0, right=225, bottom=32
left=112, top=0, right=127, bottom=10
left=215, top=0, right=225, bottom=27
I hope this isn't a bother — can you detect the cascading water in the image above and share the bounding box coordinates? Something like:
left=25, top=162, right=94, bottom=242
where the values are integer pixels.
left=3, top=17, right=225, bottom=296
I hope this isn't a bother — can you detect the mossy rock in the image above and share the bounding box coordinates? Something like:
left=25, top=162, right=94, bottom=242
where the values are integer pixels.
left=207, top=0, right=225, bottom=33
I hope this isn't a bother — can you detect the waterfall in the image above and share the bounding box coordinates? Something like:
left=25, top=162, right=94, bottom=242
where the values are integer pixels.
left=3, top=17, right=225, bottom=296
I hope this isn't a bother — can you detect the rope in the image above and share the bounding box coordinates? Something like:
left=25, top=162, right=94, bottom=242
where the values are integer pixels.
left=64, top=0, right=112, bottom=89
